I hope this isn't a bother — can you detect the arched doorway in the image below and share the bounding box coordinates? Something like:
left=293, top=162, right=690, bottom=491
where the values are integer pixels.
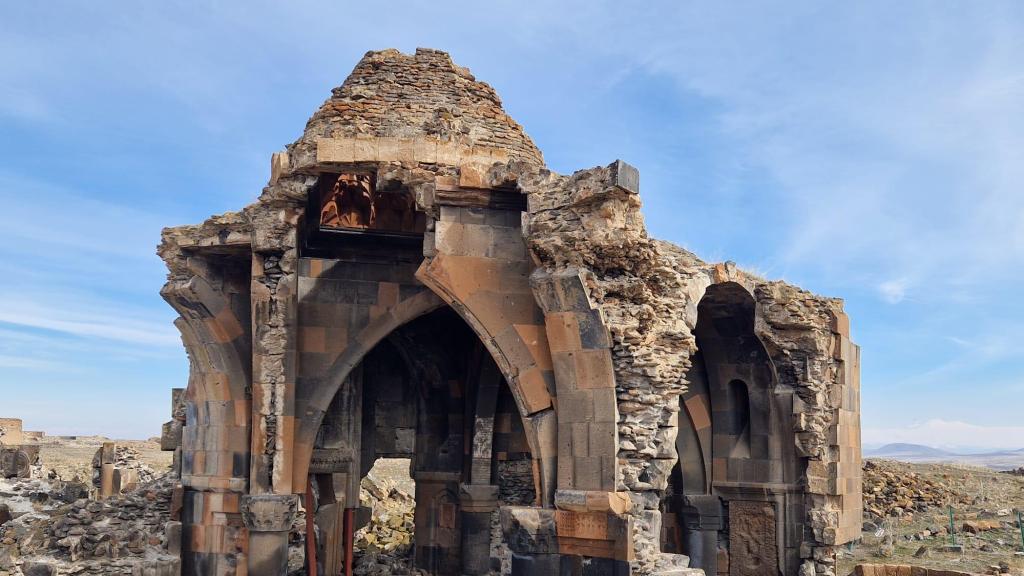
left=304, top=307, right=536, bottom=575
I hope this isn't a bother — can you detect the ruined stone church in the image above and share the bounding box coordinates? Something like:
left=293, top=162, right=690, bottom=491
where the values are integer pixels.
left=158, top=48, right=862, bottom=576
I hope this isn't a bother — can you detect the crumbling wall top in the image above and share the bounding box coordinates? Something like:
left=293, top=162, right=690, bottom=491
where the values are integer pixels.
left=290, top=48, right=544, bottom=166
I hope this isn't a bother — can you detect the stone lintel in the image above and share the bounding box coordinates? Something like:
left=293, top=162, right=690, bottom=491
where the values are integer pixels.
left=433, top=179, right=527, bottom=211
left=239, top=494, right=299, bottom=532
left=414, top=470, right=463, bottom=483
left=313, top=136, right=510, bottom=170
left=554, top=489, right=631, bottom=515
left=181, top=475, right=247, bottom=492
left=308, top=448, right=354, bottom=474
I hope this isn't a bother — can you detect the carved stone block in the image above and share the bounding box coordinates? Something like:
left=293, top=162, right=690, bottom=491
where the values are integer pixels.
left=0, top=448, right=31, bottom=479
left=611, top=159, right=640, bottom=195
left=729, top=500, right=778, bottom=576
left=240, top=494, right=299, bottom=532
left=500, top=506, right=559, bottom=555
left=160, top=420, right=182, bottom=451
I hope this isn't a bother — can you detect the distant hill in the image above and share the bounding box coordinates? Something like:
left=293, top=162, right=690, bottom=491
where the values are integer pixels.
left=865, top=443, right=1024, bottom=471
left=867, top=443, right=952, bottom=458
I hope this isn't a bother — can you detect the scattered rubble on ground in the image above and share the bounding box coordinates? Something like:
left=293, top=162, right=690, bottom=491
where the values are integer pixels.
left=0, top=438, right=177, bottom=576
left=862, top=460, right=973, bottom=520
left=841, top=460, right=1024, bottom=576
left=351, top=474, right=422, bottom=576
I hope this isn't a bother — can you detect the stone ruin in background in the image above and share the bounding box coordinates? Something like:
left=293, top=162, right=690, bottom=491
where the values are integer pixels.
left=0, top=419, right=39, bottom=481
left=156, top=48, right=862, bottom=576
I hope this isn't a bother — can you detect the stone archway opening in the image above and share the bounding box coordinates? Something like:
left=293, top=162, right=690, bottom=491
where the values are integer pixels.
left=302, top=306, right=535, bottom=576
left=663, top=281, right=803, bottom=576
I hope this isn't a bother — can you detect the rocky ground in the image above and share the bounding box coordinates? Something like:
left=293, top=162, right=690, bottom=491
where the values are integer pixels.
left=31, top=438, right=170, bottom=484
left=0, top=438, right=176, bottom=576
left=10, top=440, right=1021, bottom=576
left=840, top=459, right=1024, bottom=576
left=349, top=460, right=421, bottom=576
left=1, top=442, right=427, bottom=576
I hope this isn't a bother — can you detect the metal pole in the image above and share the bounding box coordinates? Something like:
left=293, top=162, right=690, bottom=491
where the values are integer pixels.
left=343, top=507, right=355, bottom=576
left=948, top=506, right=956, bottom=546
left=1018, top=510, right=1023, bottom=552
left=306, top=481, right=318, bottom=576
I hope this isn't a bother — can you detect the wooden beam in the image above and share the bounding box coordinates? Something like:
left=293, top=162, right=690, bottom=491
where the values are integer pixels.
left=434, top=184, right=526, bottom=211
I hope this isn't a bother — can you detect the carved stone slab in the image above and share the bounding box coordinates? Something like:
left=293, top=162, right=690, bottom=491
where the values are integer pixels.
left=240, top=494, right=299, bottom=532
left=729, top=500, right=778, bottom=576
left=0, top=448, right=31, bottom=479
left=308, top=449, right=352, bottom=474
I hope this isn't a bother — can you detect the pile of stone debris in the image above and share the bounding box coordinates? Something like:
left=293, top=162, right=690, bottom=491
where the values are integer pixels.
left=352, top=475, right=424, bottom=576
left=0, top=469, right=179, bottom=576
left=862, top=460, right=972, bottom=520
left=90, top=446, right=158, bottom=493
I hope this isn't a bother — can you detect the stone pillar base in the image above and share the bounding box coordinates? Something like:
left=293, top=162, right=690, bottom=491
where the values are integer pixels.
left=460, top=484, right=499, bottom=575
left=681, top=495, right=722, bottom=576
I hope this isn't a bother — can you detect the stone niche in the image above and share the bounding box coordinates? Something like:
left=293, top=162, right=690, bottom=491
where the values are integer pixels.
left=312, top=171, right=426, bottom=235
left=158, top=47, right=860, bottom=576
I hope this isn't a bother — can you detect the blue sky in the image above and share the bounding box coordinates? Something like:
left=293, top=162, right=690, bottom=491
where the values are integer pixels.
left=1, top=2, right=1022, bottom=449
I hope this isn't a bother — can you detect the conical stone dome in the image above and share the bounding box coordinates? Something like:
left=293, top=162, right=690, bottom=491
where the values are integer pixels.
left=288, top=48, right=544, bottom=168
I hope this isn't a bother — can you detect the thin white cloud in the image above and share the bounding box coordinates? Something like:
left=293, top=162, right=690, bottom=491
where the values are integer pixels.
left=588, top=4, right=1024, bottom=294
left=0, top=355, right=64, bottom=370
left=877, top=279, right=909, bottom=304
left=0, top=172, right=178, bottom=349
left=0, top=295, right=178, bottom=347
left=863, top=419, right=1024, bottom=452
left=0, top=173, right=167, bottom=263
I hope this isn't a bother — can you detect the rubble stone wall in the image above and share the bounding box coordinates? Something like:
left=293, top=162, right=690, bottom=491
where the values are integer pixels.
left=289, top=48, right=543, bottom=169
left=0, top=420, right=23, bottom=446
left=515, top=159, right=861, bottom=574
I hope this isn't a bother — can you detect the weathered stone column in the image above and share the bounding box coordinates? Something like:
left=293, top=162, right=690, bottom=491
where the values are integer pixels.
left=249, top=245, right=300, bottom=494
left=246, top=194, right=303, bottom=571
